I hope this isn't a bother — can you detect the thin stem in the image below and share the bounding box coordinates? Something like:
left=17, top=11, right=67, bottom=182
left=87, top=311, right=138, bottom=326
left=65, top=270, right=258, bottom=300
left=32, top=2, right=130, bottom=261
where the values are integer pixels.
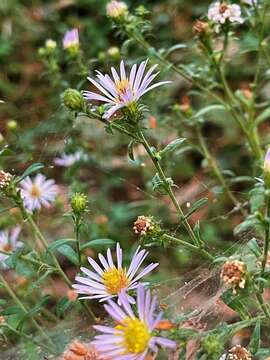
left=196, top=126, right=247, bottom=216
left=262, top=194, right=270, bottom=274
left=256, top=292, right=270, bottom=321
left=162, top=233, right=214, bottom=260
left=0, top=273, right=56, bottom=350
left=75, top=217, right=82, bottom=267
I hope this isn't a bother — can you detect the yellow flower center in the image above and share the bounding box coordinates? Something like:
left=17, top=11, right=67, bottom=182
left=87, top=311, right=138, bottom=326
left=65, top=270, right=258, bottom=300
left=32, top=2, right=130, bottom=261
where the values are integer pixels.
left=115, top=79, right=130, bottom=95
left=31, top=184, right=41, bottom=198
left=116, top=317, right=151, bottom=354
left=102, top=267, right=129, bottom=294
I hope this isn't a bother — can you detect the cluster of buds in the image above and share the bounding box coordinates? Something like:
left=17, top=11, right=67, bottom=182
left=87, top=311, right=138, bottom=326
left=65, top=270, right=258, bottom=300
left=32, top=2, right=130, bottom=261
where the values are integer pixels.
left=220, top=260, right=246, bottom=294
left=226, top=345, right=252, bottom=360
left=63, top=340, right=107, bottom=360
left=71, top=192, right=88, bottom=216
left=63, top=88, right=85, bottom=112
left=0, top=170, right=12, bottom=190
left=106, top=0, right=128, bottom=19
left=133, top=215, right=155, bottom=236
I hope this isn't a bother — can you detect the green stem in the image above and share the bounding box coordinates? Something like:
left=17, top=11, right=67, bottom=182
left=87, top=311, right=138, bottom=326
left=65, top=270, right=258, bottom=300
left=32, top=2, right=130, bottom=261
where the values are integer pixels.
left=256, top=292, right=270, bottom=321
left=75, top=217, right=82, bottom=267
left=196, top=126, right=247, bottom=216
left=0, top=273, right=56, bottom=350
left=262, top=194, right=270, bottom=274
left=162, top=233, right=213, bottom=260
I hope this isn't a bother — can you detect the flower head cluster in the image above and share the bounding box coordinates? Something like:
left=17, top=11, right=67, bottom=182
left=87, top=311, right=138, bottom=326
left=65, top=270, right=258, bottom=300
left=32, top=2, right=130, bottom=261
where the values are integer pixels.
left=219, top=345, right=252, bottom=360
left=208, top=2, right=244, bottom=31
left=92, top=285, right=176, bottom=359
left=106, top=1, right=128, bottom=19
left=20, top=174, right=58, bottom=212
left=83, top=60, right=171, bottom=119
left=54, top=151, right=87, bottom=167
left=133, top=216, right=155, bottom=236
left=221, top=259, right=246, bottom=294
left=0, top=170, right=12, bottom=190
left=73, top=243, right=158, bottom=303
left=0, top=227, right=22, bottom=267
left=63, top=28, right=79, bottom=50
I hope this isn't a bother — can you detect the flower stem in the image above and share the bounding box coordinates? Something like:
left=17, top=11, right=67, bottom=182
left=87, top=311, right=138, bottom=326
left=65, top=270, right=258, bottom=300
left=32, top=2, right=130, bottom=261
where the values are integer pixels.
left=255, top=292, right=270, bottom=322
left=0, top=273, right=56, bottom=351
left=261, top=193, right=270, bottom=275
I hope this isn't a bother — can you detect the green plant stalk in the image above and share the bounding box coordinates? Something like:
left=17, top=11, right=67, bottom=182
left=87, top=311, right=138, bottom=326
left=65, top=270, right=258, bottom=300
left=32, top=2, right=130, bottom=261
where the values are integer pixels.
left=0, top=273, right=56, bottom=351
left=196, top=126, right=247, bottom=216
left=3, top=323, right=54, bottom=354
left=162, top=233, right=213, bottom=260
left=74, top=216, right=82, bottom=267
left=0, top=249, right=49, bottom=268
left=256, top=292, right=270, bottom=321
left=18, top=206, right=96, bottom=320
left=137, top=128, right=213, bottom=255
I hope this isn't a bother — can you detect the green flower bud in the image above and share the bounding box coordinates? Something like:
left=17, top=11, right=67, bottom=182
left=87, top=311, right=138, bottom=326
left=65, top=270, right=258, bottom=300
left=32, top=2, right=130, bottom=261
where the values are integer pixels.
left=202, top=335, right=224, bottom=357
left=63, top=88, right=84, bottom=112
left=71, top=193, right=88, bottom=215
left=107, top=46, right=120, bottom=60
left=7, top=120, right=18, bottom=131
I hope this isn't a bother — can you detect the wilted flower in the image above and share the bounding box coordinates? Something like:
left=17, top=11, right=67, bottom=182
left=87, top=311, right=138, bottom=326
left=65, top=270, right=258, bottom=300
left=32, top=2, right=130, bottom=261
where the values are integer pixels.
left=54, top=151, right=87, bottom=167
left=0, top=226, right=22, bottom=267
left=106, top=1, right=128, bottom=19
left=133, top=216, right=154, bottom=236
left=221, top=345, right=252, bottom=360
left=20, top=174, right=58, bottom=212
left=92, top=285, right=176, bottom=359
left=73, top=243, right=158, bottom=303
left=83, top=60, right=171, bottom=119
left=63, top=88, right=85, bottom=112
left=193, top=20, right=209, bottom=34
left=0, top=170, right=12, bottom=190
left=208, top=2, right=244, bottom=31
left=63, top=340, right=108, bottom=360
left=63, top=28, right=79, bottom=50
left=221, top=260, right=246, bottom=294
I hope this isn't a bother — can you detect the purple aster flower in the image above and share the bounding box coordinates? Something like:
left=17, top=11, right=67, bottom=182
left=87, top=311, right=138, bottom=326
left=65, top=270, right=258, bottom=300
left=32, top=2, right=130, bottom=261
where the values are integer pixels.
left=264, top=148, right=270, bottom=174
left=54, top=151, right=87, bottom=167
left=20, top=174, right=58, bottom=212
left=83, top=60, right=171, bottom=119
left=72, top=243, right=158, bottom=303
left=63, top=28, right=79, bottom=49
left=0, top=226, right=23, bottom=268
left=92, top=284, right=176, bottom=359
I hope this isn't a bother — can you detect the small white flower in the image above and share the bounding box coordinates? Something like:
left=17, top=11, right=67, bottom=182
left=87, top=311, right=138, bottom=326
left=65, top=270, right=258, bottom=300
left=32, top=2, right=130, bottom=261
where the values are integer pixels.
left=208, top=2, right=244, bottom=29
left=0, top=227, right=23, bottom=267
left=20, top=174, right=58, bottom=212
left=54, top=151, right=87, bottom=167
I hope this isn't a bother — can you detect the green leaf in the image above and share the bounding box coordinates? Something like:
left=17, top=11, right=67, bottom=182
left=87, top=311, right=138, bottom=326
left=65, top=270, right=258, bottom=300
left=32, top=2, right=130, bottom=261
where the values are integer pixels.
left=164, top=43, right=187, bottom=57
left=255, top=107, right=270, bottom=125
left=0, top=146, right=13, bottom=157
left=185, top=198, right=208, bottom=219
left=160, top=138, right=186, bottom=156
left=247, top=238, right=261, bottom=258
left=1, top=306, right=25, bottom=316
left=81, top=239, right=115, bottom=250
left=249, top=319, right=260, bottom=354
left=127, top=140, right=138, bottom=161
left=16, top=163, right=44, bottom=183
left=55, top=296, right=72, bottom=317
left=48, top=238, right=76, bottom=252
left=193, top=105, right=226, bottom=119
left=57, top=245, right=79, bottom=265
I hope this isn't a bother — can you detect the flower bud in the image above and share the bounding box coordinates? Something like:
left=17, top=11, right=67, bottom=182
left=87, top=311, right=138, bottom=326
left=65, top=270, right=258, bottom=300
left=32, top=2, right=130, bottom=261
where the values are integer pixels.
left=221, top=259, right=246, bottom=294
left=193, top=20, right=209, bottom=34
left=7, top=119, right=18, bottom=131
left=45, top=39, right=57, bottom=50
left=133, top=215, right=161, bottom=238
left=71, top=192, right=88, bottom=215
left=0, top=170, right=12, bottom=190
left=107, top=46, right=120, bottom=60
left=202, top=335, right=224, bottom=356
left=264, top=148, right=270, bottom=188
left=106, top=0, right=128, bottom=19
left=63, top=88, right=84, bottom=112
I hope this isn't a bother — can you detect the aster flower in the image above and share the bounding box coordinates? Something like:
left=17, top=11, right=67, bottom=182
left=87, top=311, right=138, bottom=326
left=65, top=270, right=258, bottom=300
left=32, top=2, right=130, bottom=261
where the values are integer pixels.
left=92, top=284, right=176, bottom=359
left=208, top=2, right=244, bottom=31
left=220, top=259, right=246, bottom=294
left=83, top=60, right=171, bottom=119
left=0, top=227, right=22, bottom=267
left=73, top=243, right=158, bottom=303
left=63, top=28, right=79, bottom=49
left=106, top=1, right=128, bottom=19
left=54, top=151, right=87, bottom=167
left=20, top=174, right=58, bottom=212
